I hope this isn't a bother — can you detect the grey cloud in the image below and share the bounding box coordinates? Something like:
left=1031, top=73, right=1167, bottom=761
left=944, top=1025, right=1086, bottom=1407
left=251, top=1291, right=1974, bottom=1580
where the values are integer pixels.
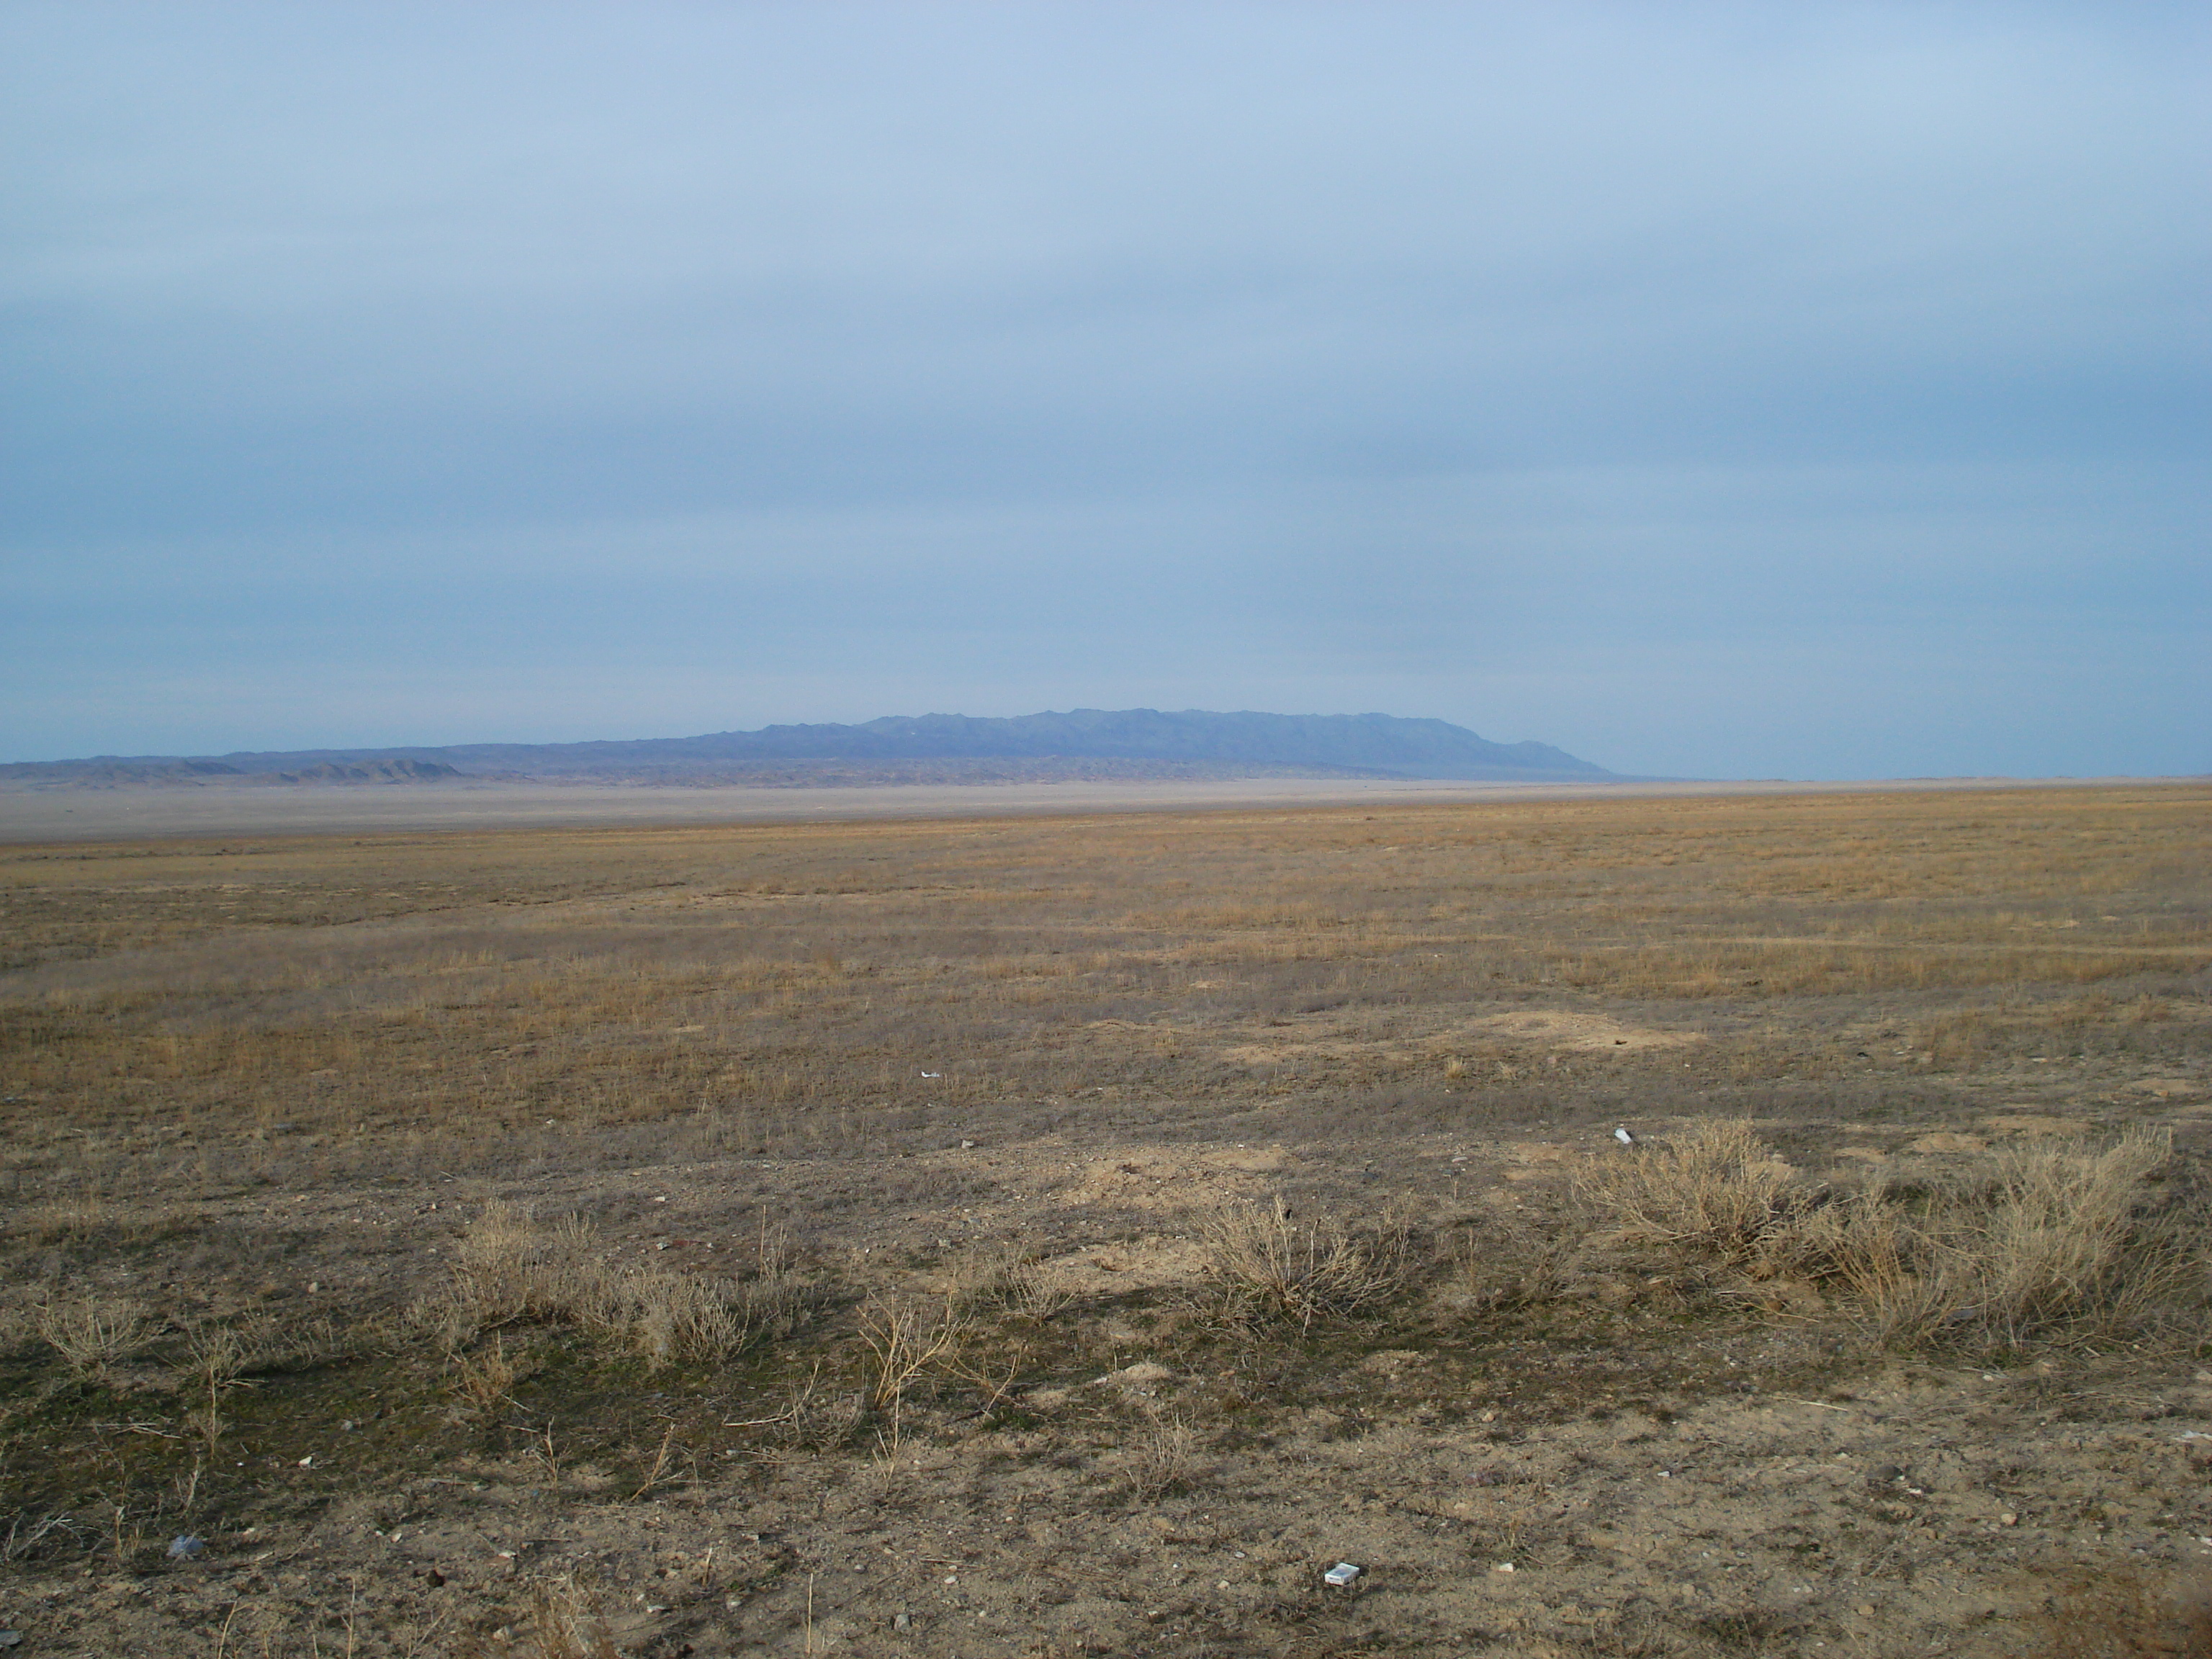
left=1, top=2, right=2205, bottom=774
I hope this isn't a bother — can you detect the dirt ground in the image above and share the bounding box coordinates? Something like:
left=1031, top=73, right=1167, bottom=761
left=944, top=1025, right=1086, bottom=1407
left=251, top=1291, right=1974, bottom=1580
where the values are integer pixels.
left=1, top=783, right=2208, bottom=1656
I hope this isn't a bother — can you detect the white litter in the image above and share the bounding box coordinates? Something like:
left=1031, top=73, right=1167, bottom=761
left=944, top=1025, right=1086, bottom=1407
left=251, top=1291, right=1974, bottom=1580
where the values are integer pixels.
left=1323, top=1562, right=1362, bottom=1586
left=1614, top=1128, right=1635, bottom=1146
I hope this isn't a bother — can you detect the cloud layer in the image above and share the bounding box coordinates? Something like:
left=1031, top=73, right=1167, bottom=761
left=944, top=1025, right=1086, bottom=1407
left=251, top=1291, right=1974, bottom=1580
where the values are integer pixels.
left=4, top=2, right=2206, bottom=775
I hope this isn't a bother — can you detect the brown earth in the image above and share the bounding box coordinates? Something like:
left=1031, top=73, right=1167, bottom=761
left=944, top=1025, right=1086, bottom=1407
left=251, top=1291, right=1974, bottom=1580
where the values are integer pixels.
left=1, top=783, right=2208, bottom=1657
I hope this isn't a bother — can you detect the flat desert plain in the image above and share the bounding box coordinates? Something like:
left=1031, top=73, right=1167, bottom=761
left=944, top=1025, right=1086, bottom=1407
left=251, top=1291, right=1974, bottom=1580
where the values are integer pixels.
left=1, top=783, right=2208, bottom=1657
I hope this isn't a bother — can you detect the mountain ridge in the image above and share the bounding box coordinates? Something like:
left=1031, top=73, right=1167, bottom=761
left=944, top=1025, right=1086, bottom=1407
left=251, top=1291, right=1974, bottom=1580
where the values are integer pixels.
left=2, top=709, right=1617, bottom=785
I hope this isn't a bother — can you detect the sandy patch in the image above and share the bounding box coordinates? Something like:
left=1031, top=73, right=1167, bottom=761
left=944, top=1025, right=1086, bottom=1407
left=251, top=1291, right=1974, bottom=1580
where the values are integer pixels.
left=2128, top=1076, right=2203, bottom=1100
left=1033, top=1234, right=1213, bottom=1295
left=1219, top=1040, right=1337, bottom=1065
left=1980, top=1113, right=2091, bottom=1138
left=1466, top=1010, right=1704, bottom=1051
left=1054, top=1146, right=1287, bottom=1212
left=1906, top=1132, right=1990, bottom=1155
left=1501, top=1141, right=1589, bottom=1183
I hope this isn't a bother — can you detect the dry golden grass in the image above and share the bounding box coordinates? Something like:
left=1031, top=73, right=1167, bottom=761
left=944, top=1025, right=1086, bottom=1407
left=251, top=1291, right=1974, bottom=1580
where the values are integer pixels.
left=415, top=1200, right=801, bottom=1370
left=0, top=785, right=2206, bottom=1655
left=1588, top=1119, right=2202, bottom=1352
left=2, top=786, right=2204, bottom=1176
left=1578, top=1119, right=1794, bottom=1262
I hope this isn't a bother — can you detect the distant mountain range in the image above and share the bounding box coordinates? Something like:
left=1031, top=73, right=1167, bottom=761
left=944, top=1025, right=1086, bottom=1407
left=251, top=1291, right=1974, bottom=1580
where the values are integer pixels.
left=1, top=710, right=1617, bottom=787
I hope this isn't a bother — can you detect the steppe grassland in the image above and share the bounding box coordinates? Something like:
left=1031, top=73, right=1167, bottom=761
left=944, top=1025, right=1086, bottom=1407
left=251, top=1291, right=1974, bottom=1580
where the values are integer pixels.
left=1, top=783, right=2208, bottom=1658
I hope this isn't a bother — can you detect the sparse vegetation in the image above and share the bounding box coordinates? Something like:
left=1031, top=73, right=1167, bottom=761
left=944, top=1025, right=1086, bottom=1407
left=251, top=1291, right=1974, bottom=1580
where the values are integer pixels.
left=1586, top=1118, right=2204, bottom=1353
left=418, top=1199, right=804, bottom=1367
left=0, top=783, right=2206, bottom=1655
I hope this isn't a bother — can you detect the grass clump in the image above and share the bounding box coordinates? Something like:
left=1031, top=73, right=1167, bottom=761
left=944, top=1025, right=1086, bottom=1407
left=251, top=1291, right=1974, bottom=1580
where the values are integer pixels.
left=1586, top=1119, right=2202, bottom=1352
left=1202, top=1196, right=1416, bottom=1330
left=1578, top=1118, right=1796, bottom=1262
left=1120, top=1406, right=1200, bottom=1503
left=419, top=1200, right=805, bottom=1368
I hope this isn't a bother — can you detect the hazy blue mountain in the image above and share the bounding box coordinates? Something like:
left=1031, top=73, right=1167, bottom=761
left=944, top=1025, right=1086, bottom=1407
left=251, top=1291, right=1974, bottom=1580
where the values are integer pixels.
left=5, top=711, right=1616, bottom=784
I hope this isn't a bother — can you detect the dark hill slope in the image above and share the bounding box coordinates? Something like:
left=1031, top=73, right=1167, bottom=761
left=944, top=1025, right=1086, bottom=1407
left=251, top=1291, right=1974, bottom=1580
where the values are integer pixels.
left=4, top=710, right=1615, bottom=785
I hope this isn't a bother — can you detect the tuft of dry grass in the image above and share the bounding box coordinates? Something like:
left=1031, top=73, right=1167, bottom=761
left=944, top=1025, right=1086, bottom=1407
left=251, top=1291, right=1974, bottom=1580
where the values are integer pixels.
left=417, top=1201, right=802, bottom=1369
left=176, top=1317, right=266, bottom=1444
left=1120, top=1406, right=1200, bottom=1503
left=1202, top=1196, right=1417, bottom=1330
left=1578, top=1119, right=1795, bottom=1262
left=461, top=1580, right=620, bottom=1659
left=1933, top=1129, right=2190, bottom=1347
left=1588, top=1122, right=2202, bottom=1351
left=446, top=1334, right=525, bottom=1419
left=952, top=1243, right=1074, bottom=1323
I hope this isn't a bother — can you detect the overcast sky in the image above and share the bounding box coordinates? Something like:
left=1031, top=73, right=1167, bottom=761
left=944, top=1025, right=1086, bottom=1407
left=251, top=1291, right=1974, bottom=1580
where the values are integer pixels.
left=3, top=3, right=2205, bottom=778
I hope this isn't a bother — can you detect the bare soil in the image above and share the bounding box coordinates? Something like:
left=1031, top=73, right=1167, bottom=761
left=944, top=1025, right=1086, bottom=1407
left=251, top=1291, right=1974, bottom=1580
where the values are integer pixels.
left=1, top=783, right=2208, bottom=1656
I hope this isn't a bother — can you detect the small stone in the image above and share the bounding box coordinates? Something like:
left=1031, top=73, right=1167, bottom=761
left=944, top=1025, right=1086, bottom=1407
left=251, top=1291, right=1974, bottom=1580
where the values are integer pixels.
left=893, top=1611, right=912, bottom=1630
left=2000, top=1513, right=2018, bottom=1526
left=1855, top=1604, right=1876, bottom=1618
left=0, top=1632, right=22, bottom=1648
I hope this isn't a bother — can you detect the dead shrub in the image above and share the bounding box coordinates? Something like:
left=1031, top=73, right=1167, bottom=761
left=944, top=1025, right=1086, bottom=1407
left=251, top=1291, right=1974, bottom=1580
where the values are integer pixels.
left=447, top=1334, right=526, bottom=1418
left=858, top=1294, right=970, bottom=1412
left=1202, top=1197, right=1416, bottom=1329
left=775, top=1362, right=867, bottom=1452
left=37, top=1294, right=156, bottom=1383
left=175, top=1313, right=292, bottom=1442
left=595, top=1267, right=755, bottom=1367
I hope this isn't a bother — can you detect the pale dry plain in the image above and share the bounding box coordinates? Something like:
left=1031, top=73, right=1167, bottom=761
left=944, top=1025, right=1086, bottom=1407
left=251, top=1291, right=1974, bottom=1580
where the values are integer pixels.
left=2, top=783, right=2209, bottom=1658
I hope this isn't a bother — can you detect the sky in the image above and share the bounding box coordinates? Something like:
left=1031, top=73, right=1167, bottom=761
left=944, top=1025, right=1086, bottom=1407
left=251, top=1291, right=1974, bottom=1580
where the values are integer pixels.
left=3, top=2, right=2206, bottom=779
